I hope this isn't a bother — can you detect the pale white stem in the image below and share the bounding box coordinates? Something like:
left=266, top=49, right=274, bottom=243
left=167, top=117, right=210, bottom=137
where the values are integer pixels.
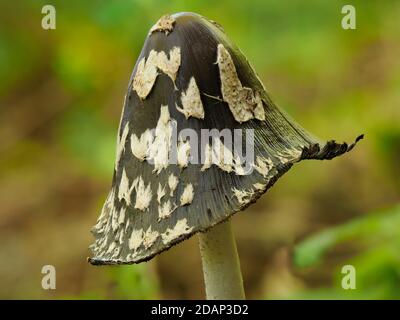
left=198, top=219, right=245, bottom=300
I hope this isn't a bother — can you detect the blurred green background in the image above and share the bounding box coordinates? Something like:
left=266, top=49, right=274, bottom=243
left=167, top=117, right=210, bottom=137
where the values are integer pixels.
left=0, top=0, right=399, bottom=299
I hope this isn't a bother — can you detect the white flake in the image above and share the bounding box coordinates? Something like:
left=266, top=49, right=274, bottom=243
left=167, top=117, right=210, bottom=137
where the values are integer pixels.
left=143, top=226, right=159, bottom=249
left=253, top=156, right=273, bottom=177
left=232, top=187, right=253, bottom=205
left=168, top=174, right=179, bottom=196
left=176, top=77, right=204, bottom=119
left=129, top=228, right=143, bottom=251
left=177, top=139, right=191, bottom=169
left=217, top=44, right=265, bottom=123
left=134, top=177, right=152, bottom=211
left=158, top=200, right=177, bottom=221
left=130, top=129, right=153, bottom=161
left=253, top=183, right=266, bottom=190
left=180, top=183, right=194, bottom=206
left=201, top=138, right=245, bottom=175
left=147, top=106, right=175, bottom=174
left=118, top=169, right=134, bottom=205
left=149, top=14, right=175, bottom=35
left=157, top=183, right=166, bottom=204
left=132, top=47, right=181, bottom=99
left=161, top=218, right=193, bottom=244
left=276, top=148, right=303, bottom=164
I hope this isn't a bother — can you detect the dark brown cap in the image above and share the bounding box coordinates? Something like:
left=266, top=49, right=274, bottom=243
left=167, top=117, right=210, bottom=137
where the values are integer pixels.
left=88, top=12, right=362, bottom=265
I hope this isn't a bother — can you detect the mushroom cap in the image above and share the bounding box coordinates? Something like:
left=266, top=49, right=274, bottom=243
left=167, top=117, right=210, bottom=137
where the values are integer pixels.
left=88, top=12, right=362, bottom=265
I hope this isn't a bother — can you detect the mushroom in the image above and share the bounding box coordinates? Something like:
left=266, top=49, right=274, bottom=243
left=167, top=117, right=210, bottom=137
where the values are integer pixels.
left=88, top=12, right=363, bottom=299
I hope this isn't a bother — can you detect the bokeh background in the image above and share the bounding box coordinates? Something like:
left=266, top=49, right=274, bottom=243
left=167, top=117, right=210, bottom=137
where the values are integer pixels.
left=0, top=0, right=399, bottom=299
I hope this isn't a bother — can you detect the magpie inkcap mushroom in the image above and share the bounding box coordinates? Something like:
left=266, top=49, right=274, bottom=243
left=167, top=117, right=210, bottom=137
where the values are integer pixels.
left=88, top=12, right=362, bottom=299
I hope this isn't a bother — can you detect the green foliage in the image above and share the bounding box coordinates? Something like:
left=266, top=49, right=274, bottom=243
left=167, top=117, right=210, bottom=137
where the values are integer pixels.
left=293, top=204, right=400, bottom=299
left=294, top=205, right=400, bottom=267
left=58, top=106, right=116, bottom=178
left=62, top=264, right=160, bottom=300
left=107, top=264, right=160, bottom=300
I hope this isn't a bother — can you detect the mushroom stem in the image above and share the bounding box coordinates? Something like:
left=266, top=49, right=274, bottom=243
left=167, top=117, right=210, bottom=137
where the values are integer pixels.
left=198, top=219, right=245, bottom=300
